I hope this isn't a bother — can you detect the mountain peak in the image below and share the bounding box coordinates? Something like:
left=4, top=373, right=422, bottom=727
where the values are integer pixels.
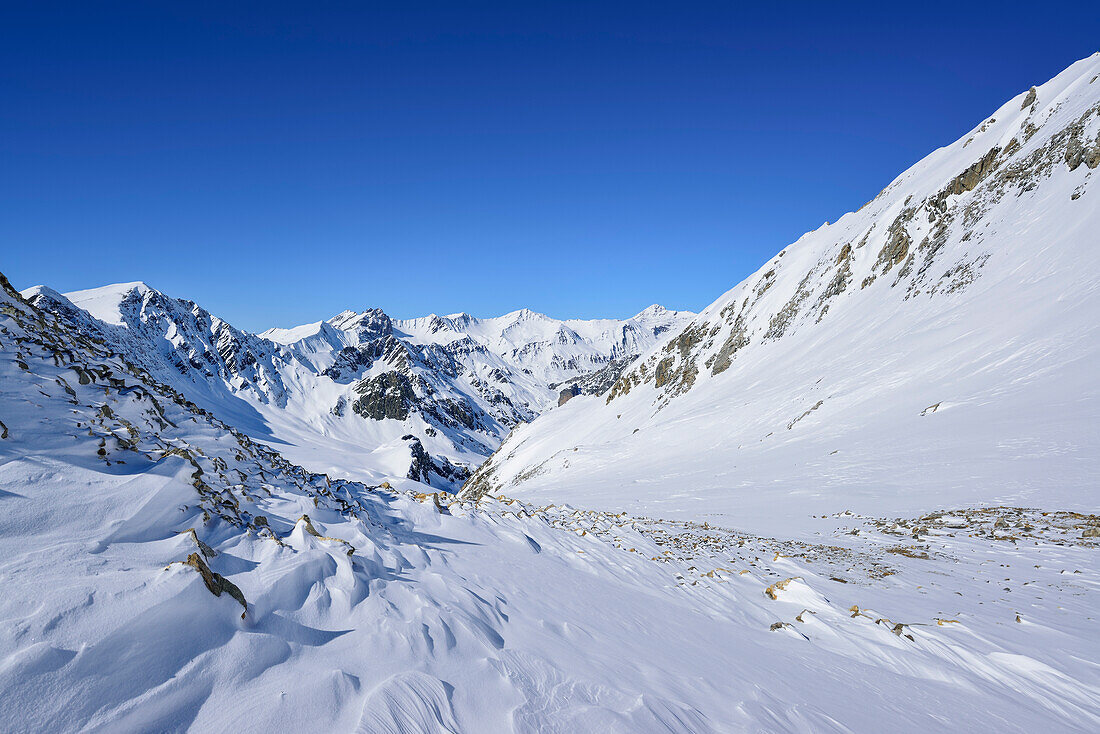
left=503, top=307, right=544, bottom=321
left=632, top=304, right=668, bottom=319
left=261, top=320, right=335, bottom=345
left=327, top=307, right=391, bottom=330
left=19, top=284, right=66, bottom=302
left=60, top=281, right=157, bottom=326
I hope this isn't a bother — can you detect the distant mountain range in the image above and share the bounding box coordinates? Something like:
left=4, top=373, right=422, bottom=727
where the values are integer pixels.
left=3, top=53, right=1100, bottom=733
left=25, top=281, right=691, bottom=489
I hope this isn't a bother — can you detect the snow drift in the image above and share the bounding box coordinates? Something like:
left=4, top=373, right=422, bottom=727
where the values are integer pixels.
left=2, top=54, right=1100, bottom=734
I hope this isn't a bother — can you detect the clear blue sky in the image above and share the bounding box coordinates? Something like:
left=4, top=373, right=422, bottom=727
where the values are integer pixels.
left=2, top=2, right=1097, bottom=332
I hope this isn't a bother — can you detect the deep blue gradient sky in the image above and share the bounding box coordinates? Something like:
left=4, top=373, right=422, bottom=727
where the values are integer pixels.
left=2, top=2, right=1097, bottom=332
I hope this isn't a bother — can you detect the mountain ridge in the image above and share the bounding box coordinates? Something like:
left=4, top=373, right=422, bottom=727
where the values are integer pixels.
left=7, top=265, right=1097, bottom=731
left=3, top=54, right=1100, bottom=732
left=24, top=279, right=693, bottom=490
left=461, top=53, right=1100, bottom=537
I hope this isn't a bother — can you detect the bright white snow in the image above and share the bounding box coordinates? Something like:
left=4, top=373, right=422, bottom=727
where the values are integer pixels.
left=473, top=53, right=1100, bottom=539
left=2, top=53, right=1100, bottom=734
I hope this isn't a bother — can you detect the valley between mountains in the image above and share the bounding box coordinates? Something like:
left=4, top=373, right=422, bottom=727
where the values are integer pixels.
left=2, top=54, right=1099, bottom=733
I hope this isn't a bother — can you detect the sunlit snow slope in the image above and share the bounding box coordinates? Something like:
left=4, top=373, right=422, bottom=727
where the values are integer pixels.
left=4, top=54, right=1100, bottom=734
left=466, top=54, right=1100, bottom=539
left=3, top=270, right=1099, bottom=732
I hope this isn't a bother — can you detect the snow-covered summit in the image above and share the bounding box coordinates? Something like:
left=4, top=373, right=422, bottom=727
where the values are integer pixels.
left=260, top=319, right=329, bottom=344
left=62, top=280, right=154, bottom=326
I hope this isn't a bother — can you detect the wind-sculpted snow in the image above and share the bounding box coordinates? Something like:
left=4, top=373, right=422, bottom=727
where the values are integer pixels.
left=2, top=271, right=1099, bottom=731
left=6, top=54, right=1100, bottom=733
left=466, top=53, right=1100, bottom=536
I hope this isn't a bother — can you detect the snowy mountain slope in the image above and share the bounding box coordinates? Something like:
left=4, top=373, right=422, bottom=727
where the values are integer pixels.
left=3, top=270, right=1100, bottom=732
left=24, top=283, right=690, bottom=492
left=464, top=53, right=1100, bottom=539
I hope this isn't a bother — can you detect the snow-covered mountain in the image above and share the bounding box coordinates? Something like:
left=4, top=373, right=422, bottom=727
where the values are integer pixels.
left=464, top=54, right=1100, bottom=538
left=0, top=271, right=768, bottom=731
left=4, top=54, right=1100, bottom=733
left=3, top=246, right=1098, bottom=730
left=24, top=282, right=691, bottom=490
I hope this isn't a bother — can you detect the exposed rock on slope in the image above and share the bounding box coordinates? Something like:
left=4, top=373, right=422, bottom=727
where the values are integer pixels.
left=462, top=54, right=1100, bottom=537
left=25, top=283, right=692, bottom=490
left=6, top=59, right=1100, bottom=733
left=5, top=268, right=1098, bottom=731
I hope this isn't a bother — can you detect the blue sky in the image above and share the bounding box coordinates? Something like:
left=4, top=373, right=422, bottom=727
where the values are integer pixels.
left=2, top=2, right=1097, bottom=332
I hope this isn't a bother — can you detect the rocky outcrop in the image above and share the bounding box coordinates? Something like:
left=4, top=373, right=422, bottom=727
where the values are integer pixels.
left=351, top=371, right=417, bottom=421
left=181, top=552, right=247, bottom=614
left=557, top=386, right=580, bottom=406
left=1021, top=86, right=1038, bottom=109
left=404, top=435, right=470, bottom=488
left=322, top=335, right=408, bottom=382
left=1065, top=128, right=1100, bottom=171
left=551, top=355, right=637, bottom=400
left=934, top=146, right=1003, bottom=206
left=458, top=454, right=501, bottom=501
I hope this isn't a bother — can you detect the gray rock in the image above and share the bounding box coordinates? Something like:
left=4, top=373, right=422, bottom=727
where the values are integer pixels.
left=558, top=386, right=580, bottom=406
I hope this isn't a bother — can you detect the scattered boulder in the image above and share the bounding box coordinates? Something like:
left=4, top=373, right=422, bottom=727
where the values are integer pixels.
left=180, top=552, right=247, bottom=614
left=296, top=515, right=355, bottom=555
left=764, top=577, right=800, bottom=600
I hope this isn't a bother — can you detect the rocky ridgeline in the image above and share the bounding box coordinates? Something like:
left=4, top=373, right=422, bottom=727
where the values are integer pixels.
left=549, top=354, right=636, bottom=406
left=23, top=285, right=510, bottom=476
left=0, top=271, right=433, bottom=612
left=26, top=284, right=691, bottom=490
left=27, top=284, right=294, bottom=408
left=602, top=77, right=1100, bottom=413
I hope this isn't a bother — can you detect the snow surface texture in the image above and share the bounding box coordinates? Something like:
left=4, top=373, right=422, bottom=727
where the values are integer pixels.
left=25, top=282, right=690, bottom=492
left=2, top=55, right=1099, bottom=733
left=468, top=53, right=1100, bottom=539
left=3, top=270, right=1099, bottom=732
